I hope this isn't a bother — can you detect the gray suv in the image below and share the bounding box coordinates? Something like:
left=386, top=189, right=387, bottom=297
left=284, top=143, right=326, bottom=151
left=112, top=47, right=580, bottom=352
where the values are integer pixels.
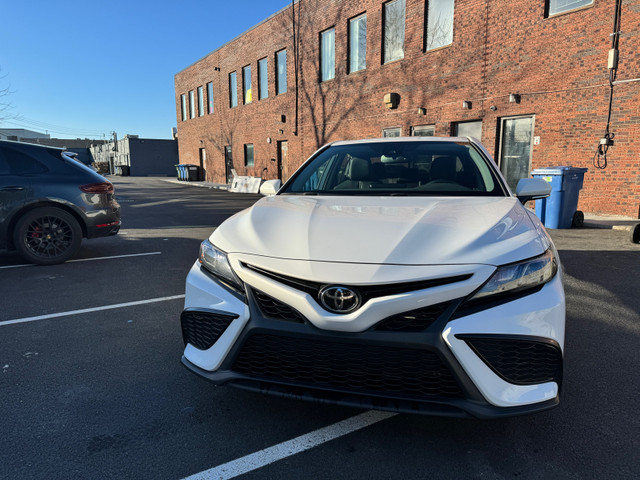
left=0, top=139, right=121, bottom=265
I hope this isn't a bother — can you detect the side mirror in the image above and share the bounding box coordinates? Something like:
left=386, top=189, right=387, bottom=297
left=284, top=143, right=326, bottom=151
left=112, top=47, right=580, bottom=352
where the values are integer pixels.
left=259, top=179, right=282, bottom=196
left=515, top=178, right=552, bottom=204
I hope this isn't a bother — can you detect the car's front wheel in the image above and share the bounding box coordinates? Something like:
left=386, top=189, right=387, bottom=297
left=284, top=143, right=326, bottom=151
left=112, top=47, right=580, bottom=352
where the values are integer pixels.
left=14, top=207, right=82, bottom=265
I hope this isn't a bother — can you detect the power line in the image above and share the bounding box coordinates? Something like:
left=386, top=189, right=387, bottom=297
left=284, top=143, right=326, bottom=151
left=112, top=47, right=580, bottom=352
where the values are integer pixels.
left=12, top=115, right=108, bottom=134
left=0, top=119, right=109, bottom=138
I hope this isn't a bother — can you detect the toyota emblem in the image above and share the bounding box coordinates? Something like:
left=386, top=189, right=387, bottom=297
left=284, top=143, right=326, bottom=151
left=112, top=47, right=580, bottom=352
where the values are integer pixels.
left=318, top=286, right=361, bottom=314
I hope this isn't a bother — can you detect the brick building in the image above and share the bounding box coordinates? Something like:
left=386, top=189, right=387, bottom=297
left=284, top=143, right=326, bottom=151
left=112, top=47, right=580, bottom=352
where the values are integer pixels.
left=174, top=0, right=640, bottom=217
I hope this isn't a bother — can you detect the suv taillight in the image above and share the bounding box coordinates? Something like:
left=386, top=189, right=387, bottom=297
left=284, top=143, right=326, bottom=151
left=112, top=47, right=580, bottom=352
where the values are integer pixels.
left=80, top=182, right=114, bottom=194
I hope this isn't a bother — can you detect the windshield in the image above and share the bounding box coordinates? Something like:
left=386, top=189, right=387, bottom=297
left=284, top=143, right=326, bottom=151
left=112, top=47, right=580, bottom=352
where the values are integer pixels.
left=280, top=141, right=506, bottom=196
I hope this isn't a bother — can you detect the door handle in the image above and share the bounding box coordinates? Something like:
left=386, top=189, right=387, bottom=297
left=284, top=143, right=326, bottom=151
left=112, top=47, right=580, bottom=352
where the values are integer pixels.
left=0, top=186, right=25, bottom=191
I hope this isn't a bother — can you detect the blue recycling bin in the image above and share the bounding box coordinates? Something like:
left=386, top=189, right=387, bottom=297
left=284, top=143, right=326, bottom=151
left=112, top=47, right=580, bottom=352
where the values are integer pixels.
left=178, top=164, right=187, bottom=181
left=531, top=166, right=588, bottom=229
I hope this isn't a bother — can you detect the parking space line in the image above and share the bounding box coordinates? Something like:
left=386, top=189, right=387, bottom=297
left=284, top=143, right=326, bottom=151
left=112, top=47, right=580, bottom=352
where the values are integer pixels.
left=182, top=410, right=397, bottom=480
left=0, top=294, right=185, bottom=327
left=0, top=251, right=162, bottom=269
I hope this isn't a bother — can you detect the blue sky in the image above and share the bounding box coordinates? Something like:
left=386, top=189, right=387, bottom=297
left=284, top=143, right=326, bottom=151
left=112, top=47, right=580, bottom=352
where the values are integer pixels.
left=0, top=0, right=291, bottom=140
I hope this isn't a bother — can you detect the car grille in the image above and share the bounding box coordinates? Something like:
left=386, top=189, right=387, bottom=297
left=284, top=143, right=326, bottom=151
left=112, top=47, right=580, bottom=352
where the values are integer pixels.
left=242, top=263, right=471, bottom=306
left=462, top=336, right=562, bottom=385
left=373, top=302, right=452, bottom=332
left=252, top=289, right=306, bottom=323
left=232, top=334, right=464, bottom=399
left=181, top=310, right=237, bottom=350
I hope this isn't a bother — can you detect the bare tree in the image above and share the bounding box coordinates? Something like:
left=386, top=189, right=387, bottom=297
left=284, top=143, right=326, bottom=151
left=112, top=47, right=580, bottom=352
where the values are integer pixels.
left=0, top=66, right=16, bottom=123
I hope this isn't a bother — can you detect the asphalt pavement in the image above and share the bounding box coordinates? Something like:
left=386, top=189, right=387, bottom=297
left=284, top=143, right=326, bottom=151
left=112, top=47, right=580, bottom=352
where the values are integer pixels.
left=1, top=177, right=639, bottom=480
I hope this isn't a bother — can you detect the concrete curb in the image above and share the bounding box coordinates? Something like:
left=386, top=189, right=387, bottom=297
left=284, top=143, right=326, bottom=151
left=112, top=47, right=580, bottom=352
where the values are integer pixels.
left=161, top=178, right=230, bottom=191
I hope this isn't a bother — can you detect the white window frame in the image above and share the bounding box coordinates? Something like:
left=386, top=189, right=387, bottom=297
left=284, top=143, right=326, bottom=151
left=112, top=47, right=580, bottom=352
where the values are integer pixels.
left=383, top=0, right=406, bottom=64
left=258, top=58, right=268, bottom=100
left=229, top=72, right=238, bottom=108
left=547, top=0, right=593, bottom=16
left=276, top=49, right=287, bottom=95
left=425, top=0, right=455, bottom=51
left=243, top=65, right=252, bottom=105
left=320, top=28, right=335, bottom=81
left=349, top=13, right=367, bottom=73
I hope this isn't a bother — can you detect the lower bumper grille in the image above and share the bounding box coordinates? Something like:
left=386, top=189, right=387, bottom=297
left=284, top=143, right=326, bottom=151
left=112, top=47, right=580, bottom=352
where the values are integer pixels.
left=232, top=334, right=464, bottom=399
left=373, top=301, right=452, bottom=332
left=461, top=336, right=562, bottom=385
left=252, top=289, right=306, bottom=323
left=181, top=310, right=237, bottom=350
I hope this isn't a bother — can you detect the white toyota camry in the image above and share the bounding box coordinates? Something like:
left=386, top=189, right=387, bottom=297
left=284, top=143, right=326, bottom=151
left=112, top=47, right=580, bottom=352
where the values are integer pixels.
left=180, top=137, right=565, bottom=418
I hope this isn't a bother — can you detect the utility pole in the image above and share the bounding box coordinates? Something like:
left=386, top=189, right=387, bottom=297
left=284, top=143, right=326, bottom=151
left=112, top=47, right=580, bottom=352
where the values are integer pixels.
left=110, top=131, right=118, bottom=174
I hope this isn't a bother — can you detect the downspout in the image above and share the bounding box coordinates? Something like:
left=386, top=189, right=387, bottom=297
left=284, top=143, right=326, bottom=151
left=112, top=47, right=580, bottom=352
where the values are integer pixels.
left=292, top=0, right=299, bottom=136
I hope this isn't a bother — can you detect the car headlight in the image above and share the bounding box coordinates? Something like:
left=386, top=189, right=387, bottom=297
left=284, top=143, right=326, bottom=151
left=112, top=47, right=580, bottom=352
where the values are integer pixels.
left=471, top=249, right=558, bottom=301
left=199, top=239, right=244, bottom=291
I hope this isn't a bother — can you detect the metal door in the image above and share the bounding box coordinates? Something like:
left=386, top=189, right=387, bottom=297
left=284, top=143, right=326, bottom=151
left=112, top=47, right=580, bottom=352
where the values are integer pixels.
left=498, top=116, right=534, bottom=191
left=224, top=146, right=233, bottom=184
left=276, top=140, right=288, bottom=181
left=199, top=148, right=206, bottom=181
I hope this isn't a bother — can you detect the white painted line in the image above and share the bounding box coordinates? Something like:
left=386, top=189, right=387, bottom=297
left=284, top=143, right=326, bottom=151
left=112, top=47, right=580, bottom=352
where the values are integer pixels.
left=182, top=410, right=397, bottom=480
left=67, top=251, right=162, bottom=263
left=0, top=294, right=185, bottom=327
left=0, top=263, right=35, bottom=270
left=0, top=251, right=162, bottom=270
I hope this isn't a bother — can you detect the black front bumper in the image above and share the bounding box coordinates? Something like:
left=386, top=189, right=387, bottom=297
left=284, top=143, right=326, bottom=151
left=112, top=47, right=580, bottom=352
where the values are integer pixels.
left=181, top=288, right=560, bottom=419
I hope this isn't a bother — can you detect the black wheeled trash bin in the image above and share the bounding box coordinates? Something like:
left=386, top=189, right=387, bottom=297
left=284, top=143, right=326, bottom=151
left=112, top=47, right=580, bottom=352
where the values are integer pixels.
left=187, top=165, right=201, bottom=181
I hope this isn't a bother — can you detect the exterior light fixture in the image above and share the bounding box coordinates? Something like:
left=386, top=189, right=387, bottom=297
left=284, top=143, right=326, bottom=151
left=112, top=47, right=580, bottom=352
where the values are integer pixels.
left=509, top=94, right=521, bottom=104
left=462, top=101, right=472, bottom=109
left=490, top=105, right=497, bottom=111
left=384, top=93, right=400, bottom=109
left=417, top=107, right=427, bottom=115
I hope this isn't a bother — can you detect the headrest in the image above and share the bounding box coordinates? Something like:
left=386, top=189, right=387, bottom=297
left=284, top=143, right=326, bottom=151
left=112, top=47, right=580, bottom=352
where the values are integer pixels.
left=430, top=156, right=457, bottom=181
left=347, top=157, right=369, bottom=181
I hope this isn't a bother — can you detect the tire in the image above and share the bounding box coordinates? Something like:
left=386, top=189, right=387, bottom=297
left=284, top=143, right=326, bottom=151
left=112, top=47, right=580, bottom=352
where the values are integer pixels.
left=631, top=223, right=640, bottom=244
left=13, top=207, right=82, bottom=265
left=572, top=210, right=584, bottom=228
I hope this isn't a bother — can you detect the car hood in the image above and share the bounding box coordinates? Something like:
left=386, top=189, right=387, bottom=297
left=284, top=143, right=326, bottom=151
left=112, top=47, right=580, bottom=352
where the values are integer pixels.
left=211, top=196, right=549, bottom=266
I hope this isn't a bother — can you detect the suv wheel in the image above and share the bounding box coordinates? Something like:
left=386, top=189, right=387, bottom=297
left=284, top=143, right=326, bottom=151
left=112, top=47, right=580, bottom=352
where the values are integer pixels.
left=14, top=207, right=82, bottom=265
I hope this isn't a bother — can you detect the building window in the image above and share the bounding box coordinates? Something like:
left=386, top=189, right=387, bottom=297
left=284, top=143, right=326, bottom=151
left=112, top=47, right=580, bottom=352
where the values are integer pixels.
left=320, top=28, right=335, bottom=81
left=349, top=14, right=367, bottom=73
left=411, top=125, right=435, bottom=136
left=258, top=58, right=268, bottom=100
left=189, top=90, right=195, bottom=119
left=229, top=72, right=238, bottom=108
left=547, top=0, right=593, bottom=16
left=244, top=144, right=254, bottom=167
left=382, top=127, right=401, bottom=137
left=207, top=82, right=214, bottom=114
left=197, top=86, right=205, bottom=117
left=454, top=120, right=482, bottom=139
left=276, top=49, right=287, bottom=95
left=383, top=0, right=405, bottom=64
left=426, top=0, right=454, bottom=51
left=180, top=94, right=187, bottom=121
left=242, top=65, right=252, bottom=104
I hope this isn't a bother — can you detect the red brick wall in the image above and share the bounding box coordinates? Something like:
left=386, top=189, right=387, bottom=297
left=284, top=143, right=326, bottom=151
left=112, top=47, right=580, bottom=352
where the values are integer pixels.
left=175, top=0, right=640, bottom=217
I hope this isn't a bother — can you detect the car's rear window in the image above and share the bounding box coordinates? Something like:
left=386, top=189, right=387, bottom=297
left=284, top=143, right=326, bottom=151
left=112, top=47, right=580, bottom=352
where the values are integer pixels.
left=281, top=141, right=506, bottom=196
